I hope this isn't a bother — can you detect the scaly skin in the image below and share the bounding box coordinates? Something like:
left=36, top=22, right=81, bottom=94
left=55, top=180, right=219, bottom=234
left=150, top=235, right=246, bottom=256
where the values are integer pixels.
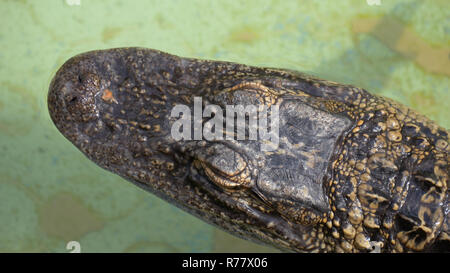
left=48, top=48, right=449, bottom=252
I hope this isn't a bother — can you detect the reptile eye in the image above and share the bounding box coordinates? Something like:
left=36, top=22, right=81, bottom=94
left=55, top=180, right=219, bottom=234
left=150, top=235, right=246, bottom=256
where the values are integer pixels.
left=195, top=144, right=251, bottom=190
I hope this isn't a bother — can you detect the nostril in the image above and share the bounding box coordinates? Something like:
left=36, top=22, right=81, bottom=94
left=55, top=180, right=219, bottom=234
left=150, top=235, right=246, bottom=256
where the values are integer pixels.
left=76, top=72, right=100, bottom=93
left=77, top=72, right=99, bottom=86
left=66, top=94, right=78, bottom=103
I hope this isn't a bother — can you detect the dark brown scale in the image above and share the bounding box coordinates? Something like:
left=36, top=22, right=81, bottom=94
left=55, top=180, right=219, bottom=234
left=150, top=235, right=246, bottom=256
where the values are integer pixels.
left=48, top=48, right=449, bottom=252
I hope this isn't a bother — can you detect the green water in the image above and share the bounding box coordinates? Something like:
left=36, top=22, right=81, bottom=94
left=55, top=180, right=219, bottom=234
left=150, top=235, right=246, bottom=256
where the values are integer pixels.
left=0, top=0, right=448, bottom=252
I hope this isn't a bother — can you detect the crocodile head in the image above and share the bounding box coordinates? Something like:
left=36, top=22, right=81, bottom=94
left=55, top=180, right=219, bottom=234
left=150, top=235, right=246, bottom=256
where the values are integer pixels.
left=48, top=48, right=449, bottom=252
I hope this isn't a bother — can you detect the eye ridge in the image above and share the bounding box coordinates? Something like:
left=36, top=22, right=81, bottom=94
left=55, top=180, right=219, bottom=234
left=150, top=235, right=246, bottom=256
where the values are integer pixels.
left=201, top=161, right=242, bottom=189
left=198, top=158, right=253, bottom=191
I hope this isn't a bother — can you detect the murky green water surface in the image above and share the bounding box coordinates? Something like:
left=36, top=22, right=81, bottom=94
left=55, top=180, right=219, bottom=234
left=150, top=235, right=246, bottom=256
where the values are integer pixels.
left=0, top=0, right=448, bottom=252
